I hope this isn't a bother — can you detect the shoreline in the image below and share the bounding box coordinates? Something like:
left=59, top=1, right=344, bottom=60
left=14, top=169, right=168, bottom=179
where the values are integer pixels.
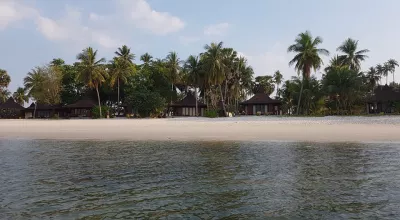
left=1, top=117, right=400, bottom=143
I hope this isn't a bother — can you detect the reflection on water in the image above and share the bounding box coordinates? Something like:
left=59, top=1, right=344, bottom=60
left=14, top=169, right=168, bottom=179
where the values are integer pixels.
left=0, top=140, right=400, bottom=219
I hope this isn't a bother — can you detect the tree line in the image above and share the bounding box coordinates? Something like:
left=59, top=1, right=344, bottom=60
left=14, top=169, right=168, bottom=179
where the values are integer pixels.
left=0, top=31, right=399, bottom=117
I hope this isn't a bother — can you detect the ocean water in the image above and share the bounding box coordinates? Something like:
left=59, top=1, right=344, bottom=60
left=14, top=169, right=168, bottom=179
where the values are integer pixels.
left=0, top=140, right=400, bottom=219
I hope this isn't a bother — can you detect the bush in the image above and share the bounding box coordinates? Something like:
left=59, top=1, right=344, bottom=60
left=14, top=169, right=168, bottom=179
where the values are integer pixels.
left=256, top=111, right=261, bottom=116
left=91, top=105, right=110, bottom=119
left=204, top=109, right=218, bottom=118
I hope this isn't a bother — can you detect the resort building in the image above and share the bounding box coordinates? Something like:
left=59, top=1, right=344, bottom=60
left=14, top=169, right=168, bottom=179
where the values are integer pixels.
left=169, top=93, right=207, bottom=116
left=64, top=97, right=97, bottom=118
left=23, top=103, right=64, bottom=119
left=367, top=85, right=400, bottom=114
left=0, top=97, right=24, bottom=119
left=240, top=92, right=282, bottom=115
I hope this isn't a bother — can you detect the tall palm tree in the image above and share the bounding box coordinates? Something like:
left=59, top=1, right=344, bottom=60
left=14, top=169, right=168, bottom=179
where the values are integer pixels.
left=112, top=45, right=135, bottom=115
left=13, top=87, right=29, bottom=106
left=165, top=51, right=181, bottom=103
left=273, top=70, right=283, bottom=97
left=324, top=55, right=343, bottom=72
left=76, top=47, right=108, bottom=118
left=376, top=64, right=385, bottom=85
left=184, top=55, right=201, bottom=116
left=387, top=59, right=399, bottom=84
left=24, top=67, right=45, bottom=118
left=287, top=31, right=329, bottom=114
left=0, top=69, right=11, bottom=88
left=337, top=38, right=369, bottom=71
left=366, top=67, right=380, bottom=91
left=382, top=63, right=391, bottom=85
left=201, top=42, right=226, bottom=114
left=140, top=53, right=153, bottom=64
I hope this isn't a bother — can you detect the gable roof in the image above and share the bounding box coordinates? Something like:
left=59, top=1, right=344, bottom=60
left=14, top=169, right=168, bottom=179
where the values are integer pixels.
left=170, top=93, right=207, bottom=107
left=25, top=103, right=61, bottom=110
left=0, top=97, right=24, bottom=110
left=65, top=97, right=97, bottom=108
left=240, top=93, right=281, bottom=105
left=369, top=85, right=400, bottom=102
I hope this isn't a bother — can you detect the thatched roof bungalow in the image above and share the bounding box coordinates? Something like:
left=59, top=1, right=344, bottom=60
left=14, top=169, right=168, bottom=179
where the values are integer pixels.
left=169, top=93, right=207, bottom=116
left=367, top=85, right=400, bottom=114
left=240, top=92, right=282, bottom=115
left=0, top=97, right=24, bottom=118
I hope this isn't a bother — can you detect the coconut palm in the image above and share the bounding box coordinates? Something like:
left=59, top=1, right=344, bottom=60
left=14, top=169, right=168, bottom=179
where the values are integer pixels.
left=140, top=53, right=153, bottom=64
left=23, top=67, right=45, bottom=118
left=324, top=55, right=343, bottom=72
left=287, top=31, right=329, bottom=114
left=274, top=70, right=283, bottom=97
left=111, top=45, right=135, bottom=116
left=0, top=69, right=11, bottom=88
left=387, top=59, right=399, bottom=84
left=0, top=89, right=10, bottom=103
left=337, top=38, right=369, bottom=71
left=76, top=47, right=108, bottom=118
left=366, top=67, right=380, bottom=91
left=379, top=63, right=391, bottom=85
left=376, top=64, right=385, bottom=85
left=165, top=51, right=182, bottom=103
left=13, top=87, right=29, bottom=106
left=184, top=55, right=201, bottom=115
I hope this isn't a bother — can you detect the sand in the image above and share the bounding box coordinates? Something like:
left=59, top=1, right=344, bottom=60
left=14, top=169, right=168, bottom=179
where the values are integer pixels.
left=1, top=116, right=400, bottom=143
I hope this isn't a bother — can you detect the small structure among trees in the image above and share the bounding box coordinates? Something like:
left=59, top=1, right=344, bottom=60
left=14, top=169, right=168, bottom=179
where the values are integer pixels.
left=0, top=97, right=24, bottom=118
left=367, top=85, right=400, bottom=114
left=169, top=92, right=207, bottom=116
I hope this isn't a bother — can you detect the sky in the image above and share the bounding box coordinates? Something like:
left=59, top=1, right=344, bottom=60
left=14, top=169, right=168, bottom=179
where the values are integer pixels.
left=1, top=0, right=400, bottom=93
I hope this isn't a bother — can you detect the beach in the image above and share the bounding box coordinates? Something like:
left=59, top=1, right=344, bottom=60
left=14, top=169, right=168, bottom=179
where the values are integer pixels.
left=1, top=116, right=400, bottom=142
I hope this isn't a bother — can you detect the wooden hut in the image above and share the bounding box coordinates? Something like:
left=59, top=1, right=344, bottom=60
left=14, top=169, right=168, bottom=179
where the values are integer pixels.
left=169, top=93, right=207, bottom=116
left=64, top=97, right=97, bottom=118
left=23, top=103, right=64, bottom=118
left=240, top=92, right=282, bottom=115
left=0, top=97, right=24, bottom=118
left=367, top=85, right=400, bottom=114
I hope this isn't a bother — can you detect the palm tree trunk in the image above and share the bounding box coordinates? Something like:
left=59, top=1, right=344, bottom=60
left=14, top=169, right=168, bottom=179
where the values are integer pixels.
left=117, top=78, right=120, bottom=116
left=219, top=85, right=227, bottom=116
left=33, top=101, right=37, bottom=119
left=195, top=87, right=198, bottom=116
left=296, top=78, right=304, bottom=115
left=393, top=73, right=395, bottom=85
left=96, top=86, right=102, bottom=118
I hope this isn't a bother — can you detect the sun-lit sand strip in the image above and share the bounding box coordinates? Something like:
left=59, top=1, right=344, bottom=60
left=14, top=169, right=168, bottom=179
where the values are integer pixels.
left=1, top=117, right=400, bottom=143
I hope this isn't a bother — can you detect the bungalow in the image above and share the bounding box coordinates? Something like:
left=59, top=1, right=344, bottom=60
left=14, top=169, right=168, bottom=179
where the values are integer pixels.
left=169, top=93, right=207, bottom=116
left=23, top=103, right=64, bottom=118
left=64, top=97, right=97, bottom=118
left=240, top=92, right=282, bottom=115
left=367, top=85, right=400, bottom=114
left=0, top=97, right=24, bottom=118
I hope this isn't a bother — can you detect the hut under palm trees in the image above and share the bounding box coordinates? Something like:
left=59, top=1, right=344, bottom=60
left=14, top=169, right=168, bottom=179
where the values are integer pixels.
left=169, top=92, right=207, bottom=116
left=367, top=85, right=400, bottom=114
left=23, top=103, right=64, bottom=118
left=240, top=92, right=282, bottom=115
left=64, top=97, right=97, bottom=118
left=0, top=97, right=24, bottom=118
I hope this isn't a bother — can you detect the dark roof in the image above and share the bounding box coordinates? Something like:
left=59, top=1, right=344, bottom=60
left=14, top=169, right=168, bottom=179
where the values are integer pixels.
left=65, top=97, right=97, bottom=108
left=170, top=93, right=207, bottom=107
left=0, top=97, right=24, bottom=110
left=25, top=103, right=61, bottom=110
left=240, top=93, right=281, bottom=105
left=368, top=85, right=400, bottom=102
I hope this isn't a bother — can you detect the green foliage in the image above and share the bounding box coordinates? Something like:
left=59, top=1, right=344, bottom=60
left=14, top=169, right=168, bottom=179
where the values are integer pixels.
left=0, top=109, right=20, bottom=119
left=204, top=109, right=218, bottom=118
left=91, top=105, right=110, bottom=119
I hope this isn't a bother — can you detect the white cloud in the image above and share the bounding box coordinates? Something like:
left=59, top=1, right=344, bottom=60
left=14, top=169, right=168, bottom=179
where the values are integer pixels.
left=117, top=0, right=185, bottom=35
left=89, top=12, right=103, bottom=21
left=0, top=0, right=37, bottom=30
left=204, top=22, right=231, bottom=36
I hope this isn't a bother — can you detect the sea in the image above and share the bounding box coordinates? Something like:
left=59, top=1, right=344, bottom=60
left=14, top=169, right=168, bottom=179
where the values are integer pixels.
left=1, top=140, right=400, bottom=219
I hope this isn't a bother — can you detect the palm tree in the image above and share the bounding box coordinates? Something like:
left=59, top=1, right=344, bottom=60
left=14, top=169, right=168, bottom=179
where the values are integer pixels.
left=13, top=87, right=29, bottom=106
left=382, top=63, right=391, bottom=85
left=0, top=89, right=10, bottom=103
left=76, top=47, right=108, bottom=118
left=140, top=53, right=153, bottom=64
left=165, top=51, right=181, bottom=103
left=376, top=64, right=385, bottom=85
left=112, top=45, right=135, bottom=116
left=201, top=42, right=226, bottom=114
left=0, top=69, right=11, bottom=88
left=337, top=38, right=369, bottom=71
left=366, top=67, right=380, bottom=91
left=387, top=59, right=399, bottom=84
left=184, top=55, right=201, bottom=116
left=273, top=70, right=283, bottom=97
left=324, top=55, right=343, bottom=72
left=24, top=67, right=45, bottom=118
left=287, top=31, right=329, bottom=114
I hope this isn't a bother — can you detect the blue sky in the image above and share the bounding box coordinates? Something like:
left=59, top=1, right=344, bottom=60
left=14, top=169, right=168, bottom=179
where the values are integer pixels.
left=1, top=0, right=400, bottom=93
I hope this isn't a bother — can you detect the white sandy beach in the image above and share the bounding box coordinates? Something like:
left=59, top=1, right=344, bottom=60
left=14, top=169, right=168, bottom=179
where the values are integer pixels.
left=1, top=116, right=400, bottom=143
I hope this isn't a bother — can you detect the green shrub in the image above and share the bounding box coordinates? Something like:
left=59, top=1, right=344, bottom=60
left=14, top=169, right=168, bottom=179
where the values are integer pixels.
left=204, top=109, right=218, bottom=118
left=256, top=111, right=261, bottom=116
left=91, top=105, right=110, bottom=119
left=379, top=112, right=385, bottom=115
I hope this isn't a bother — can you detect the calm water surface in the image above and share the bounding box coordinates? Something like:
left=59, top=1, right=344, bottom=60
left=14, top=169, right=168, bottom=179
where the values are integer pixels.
left=1, top=140, right=400, bottom=219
